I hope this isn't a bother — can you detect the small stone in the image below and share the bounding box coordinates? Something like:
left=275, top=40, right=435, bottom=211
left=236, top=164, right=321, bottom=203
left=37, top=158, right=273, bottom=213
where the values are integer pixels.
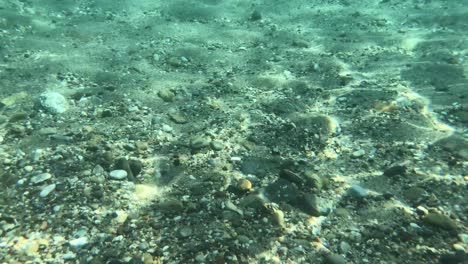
left=323, top=254, right=346, bottom=264
left=109, top=170, right=127, bottom=180
left=38, top=127, right=57, bottom=135
left=167, top=57, right=183, bottom=67
left=250, top=9, right=262, bottom=21
left=190, top=136, right=210, bottom=150
left=292, top=39, right=310, bottom=48
left=383, top=164, right=407, bottom=177
left=62, top=252, right=76, bottom=260
left=298, top=193, right=321, bottom=216
left=237, top=179, right=252, bottom=192
left=39, top=91, right=69, bottom=114
left=69, top=237, right=88, bottom=248
left=271, top=209, right=285, bottom=227
left=224, top=200, right=244, bottom=215
left=339, top=241, right=351, bottom=254
left=179, top=226, right=193, bottom=237
left=135, top=141, right=148, bottom=151
left=404, top=187, right=427, bottom=205
left=195, top=254, right=205, bottom=263
left=210, top=140, right=224, bottom=151
left=222, top=211, right=243, bottom=225
left=40, top=184, right=56, bottom=197
left=304, top=170, right=327, bottom=190
left=31, top=173, right=52, bottom=184
left=423, top=212, right=457, bottom=231
left=158, top=88, right=175, bottom=102
left=347, top=185, right=368, bottom=199
left=334, top=208, right=350, bottom=217
left=351, top=149, right=365, bottom=158
left=8, top=112, right=29, bottom=123
left=168, top=112, right=188, bottom=124
left=161, top=124, right=173, bottom=132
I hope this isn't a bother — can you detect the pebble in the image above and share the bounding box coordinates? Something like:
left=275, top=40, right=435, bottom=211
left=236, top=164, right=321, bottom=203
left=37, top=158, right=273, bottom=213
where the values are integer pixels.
left=158, top=88, right=176, bottom=102
left=190, top=136, right=210, bottom=150
left=38, top=127, right=58, bottom=135
left=40, top=184, right=56, bottom=197
left=347, top=185, right=368, bottom=199
left=62, top=252, right=76, bottom=260
left=39, top=91, right=69, bottom=114
left=68, top=237, right=88, bottom=248
left=210, top=140, right=224, bottom=151
left=109, top=170, right=127, bottom=180
left=179, top=226, right=193, bottom=237
left=324, top=254, right=346, bottom=264
left=339, top=241, right=351, bottom=254
left=161, top=124, right=173, bottom=132
left=168, top=112, right=187, bottom=124
left=423, top=212, right=457, bottom=231
left=31, top=173, right=52, bottom=184
left=351, top=149, right=366, bottom=158
left=383, top=164, right=407, bottom=177
left=237, top=179, right=252, bottom=192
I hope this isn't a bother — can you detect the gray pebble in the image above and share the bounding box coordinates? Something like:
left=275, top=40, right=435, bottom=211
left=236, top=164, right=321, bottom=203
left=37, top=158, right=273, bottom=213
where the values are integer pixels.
left=324, top=254, right=346, bottom=264
left=179, top=226, right=193, bottom=237
left=347, top=185, right=368, bottom=199
left=40, top=184, right=56, bottom=197
left=339, top=241, right=351, bottom=254
left=31, top=173, right=52, bottom=184
left=210, top=140, right=224, bottom=151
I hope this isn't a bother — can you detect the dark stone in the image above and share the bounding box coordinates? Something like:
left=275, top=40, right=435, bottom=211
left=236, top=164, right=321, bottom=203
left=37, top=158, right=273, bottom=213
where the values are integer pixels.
left=279, top=169, right=306, bottom=186
left=127, top=257, right=144, bottom=264
left=129, top=159, right=142, bottom=177
left=295, top=193, right=321, bottom=216
left=250, top=9, right=262, bottom=21
left=101, top=109, right=113, bottom=117
left=383, top=164, right=407, bottom=177
left=92, top=186, right=104, bottom=199
left=8, top=112, right=29, bottom=123
left=264, top=178, right=300, bottom=203
left=241, top=159, right=261, bottom=175
left=439, top=251, right=467, bottom=264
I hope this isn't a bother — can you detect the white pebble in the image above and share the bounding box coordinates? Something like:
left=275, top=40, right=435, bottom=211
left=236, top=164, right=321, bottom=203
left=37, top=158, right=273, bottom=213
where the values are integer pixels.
left=109, top=170, right=127, bottom=180
left=31, top=173, right=52, bottom=184
left=39, top=91, right=69, bottom=114
left=69, top=237, right=88, bottom=248
left=40, top=184, right=56, bottom=197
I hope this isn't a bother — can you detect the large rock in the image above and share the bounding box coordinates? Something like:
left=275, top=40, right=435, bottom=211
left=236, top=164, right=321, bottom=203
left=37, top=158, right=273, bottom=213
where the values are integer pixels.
left=40, top=91, right=69, bottom=114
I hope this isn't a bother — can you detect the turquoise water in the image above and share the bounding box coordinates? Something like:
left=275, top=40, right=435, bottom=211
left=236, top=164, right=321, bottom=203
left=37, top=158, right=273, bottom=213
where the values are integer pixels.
left=0, top=1, right=466, bottom=263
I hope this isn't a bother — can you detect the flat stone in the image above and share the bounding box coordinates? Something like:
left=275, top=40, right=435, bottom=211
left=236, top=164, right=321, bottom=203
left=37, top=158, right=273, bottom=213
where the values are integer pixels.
left=324, top=254, right=346, bottom=264
left=40, top=91, right=69, bottom=114
left=109, top=170, right=127, bottom=180
left=423, top=212, right=457, bottom=231
left=69, top=237, right=88, bottom=248
left=40, top=184, right=56, bottom=197
left=31, top=173, right=52, bottom=184
left=347, top=185, right=368, bottom=199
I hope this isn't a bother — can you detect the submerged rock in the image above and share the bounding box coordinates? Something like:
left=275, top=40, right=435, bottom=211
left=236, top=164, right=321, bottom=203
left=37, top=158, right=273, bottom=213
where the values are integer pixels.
left=39, top=91, right=69, bottom=114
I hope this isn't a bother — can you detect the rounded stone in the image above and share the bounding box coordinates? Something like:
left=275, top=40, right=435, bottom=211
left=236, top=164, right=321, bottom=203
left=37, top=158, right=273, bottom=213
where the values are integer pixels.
left=39, top=91, right=69, bottom=114
left=109, top=169, right=128, bottom=180
left=323, top=254, right=346, bottom=264
left=237, top=179, right=252, bottom=192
